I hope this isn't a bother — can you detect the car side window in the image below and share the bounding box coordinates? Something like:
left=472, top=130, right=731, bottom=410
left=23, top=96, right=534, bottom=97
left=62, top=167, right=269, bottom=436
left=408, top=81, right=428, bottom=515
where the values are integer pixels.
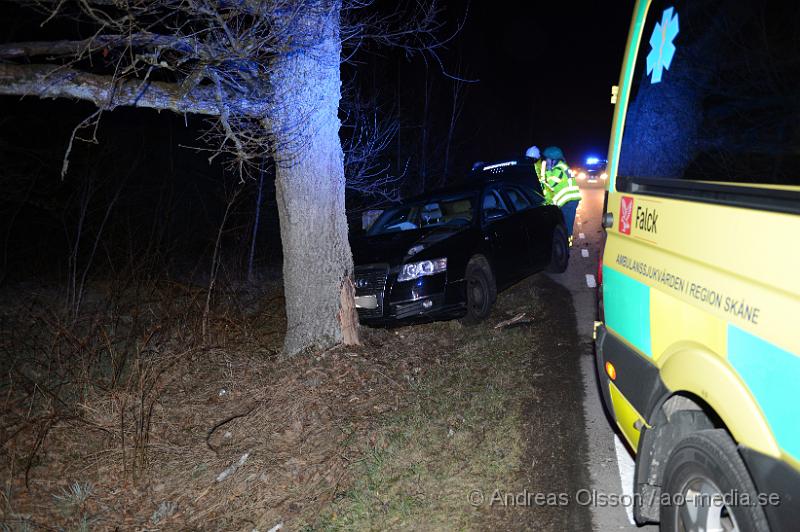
left=504, top=187, right=532, bottom=211
left=526, top=177, right=546, bottom=198
left=514, top=181, right=546, bottom=206
left=482, top=189, right=510, bottom=221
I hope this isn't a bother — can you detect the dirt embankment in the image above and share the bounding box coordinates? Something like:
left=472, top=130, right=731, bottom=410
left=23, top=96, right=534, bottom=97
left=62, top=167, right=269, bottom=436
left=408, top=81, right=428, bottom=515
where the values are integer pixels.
left=1, top=273, right=591, bottom=531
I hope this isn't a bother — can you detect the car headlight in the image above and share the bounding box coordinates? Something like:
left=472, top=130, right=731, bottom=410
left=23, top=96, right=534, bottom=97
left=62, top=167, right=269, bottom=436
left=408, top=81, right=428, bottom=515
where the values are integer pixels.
left=601, top=173, right=608, bottom=179
left=397, top=258, right=447, bottom=282
left=579, top=172, right=587, bottom=179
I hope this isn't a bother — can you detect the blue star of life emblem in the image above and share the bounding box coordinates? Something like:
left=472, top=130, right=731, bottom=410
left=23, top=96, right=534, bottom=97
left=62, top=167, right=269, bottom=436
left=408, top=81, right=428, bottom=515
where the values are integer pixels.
left=646, top=7, right=679, bottom=84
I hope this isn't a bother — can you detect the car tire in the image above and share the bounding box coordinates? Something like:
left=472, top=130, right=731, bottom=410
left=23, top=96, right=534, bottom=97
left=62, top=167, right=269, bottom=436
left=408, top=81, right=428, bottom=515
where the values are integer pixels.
left=460, top=256, right=496, bottom=325
left=547, top=225, right=569, bottom=273
left=660, top=429, right=769, bottom=532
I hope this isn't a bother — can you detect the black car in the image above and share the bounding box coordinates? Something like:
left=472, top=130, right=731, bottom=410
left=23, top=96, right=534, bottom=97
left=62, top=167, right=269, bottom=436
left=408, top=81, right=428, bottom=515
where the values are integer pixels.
left=350, top=159, right=569, bottom=325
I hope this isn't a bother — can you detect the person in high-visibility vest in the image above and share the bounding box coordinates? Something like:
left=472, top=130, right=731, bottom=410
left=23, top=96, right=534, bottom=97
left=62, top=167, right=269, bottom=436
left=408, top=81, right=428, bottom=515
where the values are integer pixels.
left=525, top=145, right=541, bottom=161
left=542, top=146, right=581, bottom=240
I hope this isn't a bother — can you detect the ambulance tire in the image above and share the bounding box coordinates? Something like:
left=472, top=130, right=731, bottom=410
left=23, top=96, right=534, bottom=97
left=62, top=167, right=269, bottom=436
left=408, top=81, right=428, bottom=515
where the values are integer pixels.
left=460, top=256, right=496, bottom=325
left=547, top=224, right=569, bottom=273
left=660, top=429, right=768, bottom=532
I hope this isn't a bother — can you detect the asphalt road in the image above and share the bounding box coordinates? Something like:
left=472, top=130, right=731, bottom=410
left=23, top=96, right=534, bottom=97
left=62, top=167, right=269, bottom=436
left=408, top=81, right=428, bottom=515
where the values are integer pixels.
left=548, top=184, right=658, bottom=531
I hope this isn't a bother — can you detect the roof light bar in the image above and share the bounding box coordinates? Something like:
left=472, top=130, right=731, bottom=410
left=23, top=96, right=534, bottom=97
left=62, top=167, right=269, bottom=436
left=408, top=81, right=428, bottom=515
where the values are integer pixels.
left=482, top=160, right=518, bottom=171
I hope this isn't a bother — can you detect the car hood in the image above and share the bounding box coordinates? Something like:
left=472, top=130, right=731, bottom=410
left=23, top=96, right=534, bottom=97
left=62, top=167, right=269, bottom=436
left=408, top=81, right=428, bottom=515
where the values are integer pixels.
left=351, top=226, right=466, bottom=266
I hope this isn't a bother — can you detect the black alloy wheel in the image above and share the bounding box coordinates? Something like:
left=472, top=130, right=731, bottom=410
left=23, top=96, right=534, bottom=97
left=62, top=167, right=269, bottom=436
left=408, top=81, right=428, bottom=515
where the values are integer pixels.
left=460, top=256, right=496, bottom=325
left=547, top=224, right=569, bottom=273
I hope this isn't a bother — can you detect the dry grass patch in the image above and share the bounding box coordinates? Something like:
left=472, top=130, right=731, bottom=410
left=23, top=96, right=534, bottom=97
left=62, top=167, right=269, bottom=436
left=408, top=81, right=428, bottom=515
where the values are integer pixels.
left=2, top=278, right=546, bottom=531
left=0, top=281, right=421, bottom=530
left=308, top=322, right=536, bottom=531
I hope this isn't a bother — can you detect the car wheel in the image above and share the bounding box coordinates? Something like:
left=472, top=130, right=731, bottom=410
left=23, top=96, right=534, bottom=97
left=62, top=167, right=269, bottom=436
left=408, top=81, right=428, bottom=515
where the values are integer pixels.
left=460, top=256, right=496, bottom=325
left=660, top=429, right=768, bottom=532
left=547, top=225, right=569, bottom=273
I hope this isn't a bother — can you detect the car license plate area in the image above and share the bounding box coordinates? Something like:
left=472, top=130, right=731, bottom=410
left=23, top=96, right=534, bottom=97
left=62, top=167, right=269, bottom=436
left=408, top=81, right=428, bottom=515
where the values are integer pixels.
left=354, top=264, right=389, bottom=319
left=354, top=294, right=378, bottom=309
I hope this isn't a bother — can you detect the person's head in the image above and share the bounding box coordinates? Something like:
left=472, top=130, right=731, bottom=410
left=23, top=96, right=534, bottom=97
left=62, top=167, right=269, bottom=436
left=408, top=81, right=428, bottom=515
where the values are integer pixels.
left=525, top=145, right=541, bottom=160
left=542, top=146, right=565, bottom=166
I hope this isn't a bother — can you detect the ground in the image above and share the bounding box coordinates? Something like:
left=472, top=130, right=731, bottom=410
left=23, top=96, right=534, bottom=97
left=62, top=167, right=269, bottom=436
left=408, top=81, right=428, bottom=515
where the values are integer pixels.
left=1, top=187, right=645, bottom=530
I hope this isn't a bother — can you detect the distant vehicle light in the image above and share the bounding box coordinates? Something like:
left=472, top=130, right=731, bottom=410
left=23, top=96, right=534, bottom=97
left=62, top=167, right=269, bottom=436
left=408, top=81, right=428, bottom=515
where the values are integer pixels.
left=579, top=172, right=587, bottom=179
left=586, top=157, right=600, bottom=165
left=482, top=160, right=517, bottom=171
left=601, top=173, right=608, bottom=179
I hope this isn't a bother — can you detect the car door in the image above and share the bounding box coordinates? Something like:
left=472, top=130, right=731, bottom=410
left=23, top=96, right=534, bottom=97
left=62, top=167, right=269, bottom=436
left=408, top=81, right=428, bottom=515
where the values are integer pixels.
left=481, top=186, right=529, bottom=284
left=503, top=184, right=552, bottom=270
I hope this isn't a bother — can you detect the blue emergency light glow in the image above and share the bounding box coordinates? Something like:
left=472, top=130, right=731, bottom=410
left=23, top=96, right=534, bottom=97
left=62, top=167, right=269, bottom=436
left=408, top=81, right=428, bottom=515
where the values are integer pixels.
left=482, top=161, right=517, bottom=171
left=586, top=157, right=600, bottom=165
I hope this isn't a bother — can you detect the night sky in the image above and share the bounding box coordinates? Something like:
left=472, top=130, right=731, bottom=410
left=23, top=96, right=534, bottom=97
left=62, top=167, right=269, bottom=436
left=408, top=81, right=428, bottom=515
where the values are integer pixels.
left=445, top=0, right=634, bottom=167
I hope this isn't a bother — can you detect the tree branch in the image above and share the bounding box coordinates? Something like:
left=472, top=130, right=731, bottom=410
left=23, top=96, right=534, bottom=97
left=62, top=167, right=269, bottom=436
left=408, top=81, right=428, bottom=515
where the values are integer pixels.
left=0, top=63, right=269, bottom=118
left=15, top=0, right=266, bottom=16
left=0, top=33, right=198, bottom=59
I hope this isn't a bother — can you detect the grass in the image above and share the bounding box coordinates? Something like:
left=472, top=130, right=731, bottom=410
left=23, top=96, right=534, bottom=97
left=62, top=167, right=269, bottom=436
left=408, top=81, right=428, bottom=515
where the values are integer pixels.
left=308, top=323, right=535, bottom=531
left=1, top=275, right=555, bottom=530
left=52, top=482, right=94, bottom=514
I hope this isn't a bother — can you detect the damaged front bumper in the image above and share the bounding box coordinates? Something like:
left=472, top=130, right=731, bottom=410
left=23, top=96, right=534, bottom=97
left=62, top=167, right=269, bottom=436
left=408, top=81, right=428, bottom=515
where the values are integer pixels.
left=354, top=264, right=466, bottom=325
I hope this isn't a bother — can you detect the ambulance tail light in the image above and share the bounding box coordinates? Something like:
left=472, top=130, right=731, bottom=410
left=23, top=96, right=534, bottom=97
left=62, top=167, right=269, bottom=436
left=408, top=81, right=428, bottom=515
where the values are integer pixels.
left=605, top=361, right=617, bottom=381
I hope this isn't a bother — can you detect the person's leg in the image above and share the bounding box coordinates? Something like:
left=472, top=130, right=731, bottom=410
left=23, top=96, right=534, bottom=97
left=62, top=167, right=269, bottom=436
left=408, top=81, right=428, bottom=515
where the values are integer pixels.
left=560, top=200, right=579, bottom=237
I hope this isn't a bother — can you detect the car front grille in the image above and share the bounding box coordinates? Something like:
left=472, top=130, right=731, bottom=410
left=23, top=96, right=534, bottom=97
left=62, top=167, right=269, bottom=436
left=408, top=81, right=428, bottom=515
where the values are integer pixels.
left=354, top=264, right=389, bottom=319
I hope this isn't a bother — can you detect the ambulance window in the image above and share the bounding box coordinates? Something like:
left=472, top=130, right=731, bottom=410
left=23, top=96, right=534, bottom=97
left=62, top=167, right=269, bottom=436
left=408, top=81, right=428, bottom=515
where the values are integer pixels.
left=617, top=1, right=800, bottom=188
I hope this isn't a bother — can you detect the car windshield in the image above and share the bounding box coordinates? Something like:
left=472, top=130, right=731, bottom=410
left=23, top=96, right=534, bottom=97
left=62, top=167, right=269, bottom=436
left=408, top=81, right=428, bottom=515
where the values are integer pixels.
left=586, top=161, right=607, bottom=175
left=368, top=194, right=475, bottom=236
left=587, top=165, right=605, bottom=175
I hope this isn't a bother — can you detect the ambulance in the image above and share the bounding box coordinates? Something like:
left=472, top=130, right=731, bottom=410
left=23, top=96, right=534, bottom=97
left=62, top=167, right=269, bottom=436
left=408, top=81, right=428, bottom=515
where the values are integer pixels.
left=595, top=1, right=800, bottom=530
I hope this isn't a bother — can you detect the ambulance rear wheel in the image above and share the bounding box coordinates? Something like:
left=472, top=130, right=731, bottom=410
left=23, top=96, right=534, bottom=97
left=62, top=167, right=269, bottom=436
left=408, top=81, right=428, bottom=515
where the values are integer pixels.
left=547, top=225, right=569, bottom=273
left=660, top=429, right=768, bottom=532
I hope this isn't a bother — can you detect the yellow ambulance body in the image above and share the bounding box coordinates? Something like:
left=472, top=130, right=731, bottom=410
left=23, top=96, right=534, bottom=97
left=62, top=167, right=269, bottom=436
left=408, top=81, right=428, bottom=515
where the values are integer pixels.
left=596, top=1, right=800, bottom=529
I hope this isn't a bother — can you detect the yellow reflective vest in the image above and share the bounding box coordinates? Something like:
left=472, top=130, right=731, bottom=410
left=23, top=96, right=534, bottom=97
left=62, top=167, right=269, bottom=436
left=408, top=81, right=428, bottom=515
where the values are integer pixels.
left=544, top=161, right=581, bottom=207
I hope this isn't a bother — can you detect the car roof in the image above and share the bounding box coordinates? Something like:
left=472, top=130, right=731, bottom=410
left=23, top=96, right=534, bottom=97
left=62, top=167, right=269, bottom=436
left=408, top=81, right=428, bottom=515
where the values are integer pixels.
left=408, top=157, right=538, bottom=197
left=400, top=158, right=543, bottom=204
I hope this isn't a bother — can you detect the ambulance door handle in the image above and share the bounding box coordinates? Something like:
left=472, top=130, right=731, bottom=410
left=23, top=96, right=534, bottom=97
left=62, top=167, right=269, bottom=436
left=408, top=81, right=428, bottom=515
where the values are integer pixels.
left=602, top=212, right=614, bottom=229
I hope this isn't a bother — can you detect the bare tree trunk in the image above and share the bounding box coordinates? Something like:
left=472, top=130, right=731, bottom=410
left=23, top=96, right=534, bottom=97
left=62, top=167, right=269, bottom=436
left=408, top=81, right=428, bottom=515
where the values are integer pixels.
left=444, top=59, right=466, bottom=180
left=202, top=184, right=242, bottom=343
left=65, top=177, right=92, bottom=315
left=271, top=2, right=358, bottom=355
left=247, top=159, right=266, bottom=283
left=420, top=66, right=430, bottom=191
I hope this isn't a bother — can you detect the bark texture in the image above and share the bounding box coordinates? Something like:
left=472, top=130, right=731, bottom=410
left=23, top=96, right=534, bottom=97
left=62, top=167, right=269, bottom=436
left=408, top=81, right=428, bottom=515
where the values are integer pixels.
left=270, top=1, right=358, bottom=355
